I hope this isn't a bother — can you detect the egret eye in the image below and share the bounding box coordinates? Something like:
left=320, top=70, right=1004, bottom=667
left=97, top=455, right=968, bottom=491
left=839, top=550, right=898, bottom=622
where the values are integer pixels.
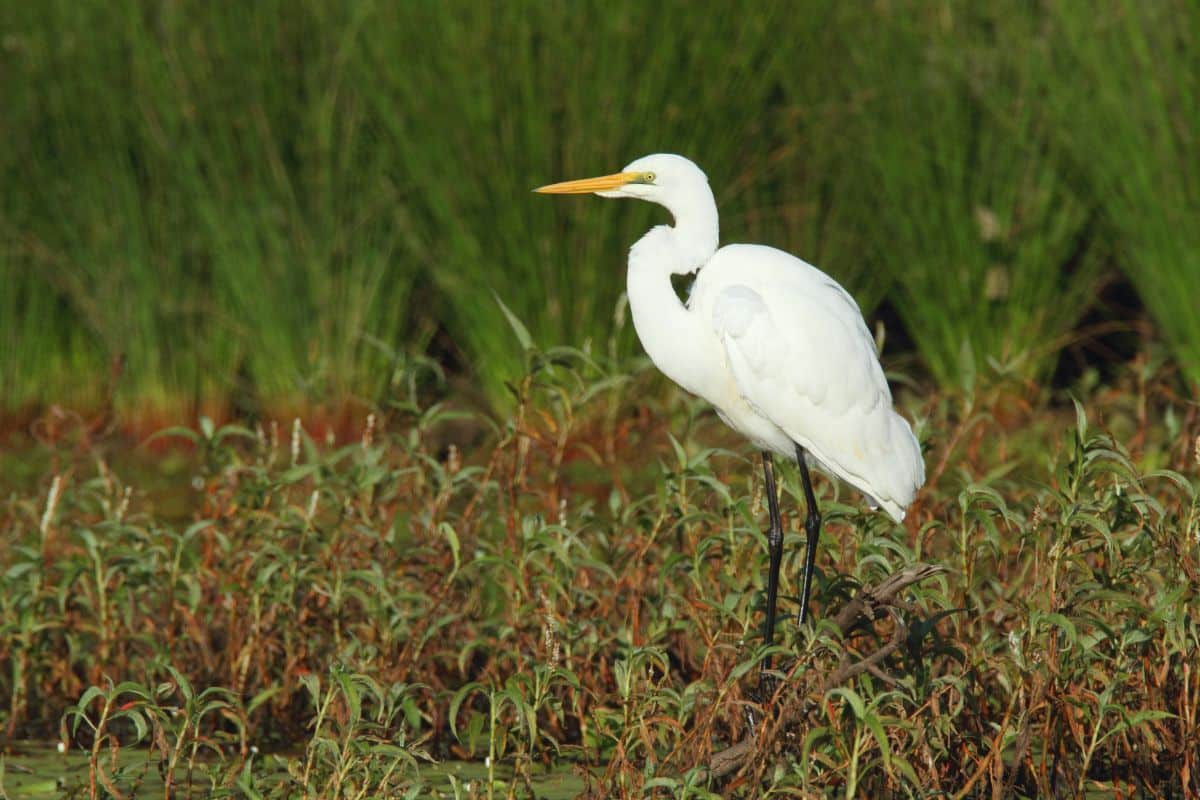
left=643, top=172, right=656, bottom=183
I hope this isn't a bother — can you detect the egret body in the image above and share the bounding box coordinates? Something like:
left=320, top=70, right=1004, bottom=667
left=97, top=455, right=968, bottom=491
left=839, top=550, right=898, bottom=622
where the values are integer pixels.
left=536, top=154, right=924, bottom=668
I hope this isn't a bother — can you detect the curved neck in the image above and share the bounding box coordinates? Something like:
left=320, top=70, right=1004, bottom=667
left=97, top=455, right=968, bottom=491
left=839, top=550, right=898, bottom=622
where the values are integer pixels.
left=664, top=183, right=720, bottom=274
left=625, top=189, right=720, bottom=396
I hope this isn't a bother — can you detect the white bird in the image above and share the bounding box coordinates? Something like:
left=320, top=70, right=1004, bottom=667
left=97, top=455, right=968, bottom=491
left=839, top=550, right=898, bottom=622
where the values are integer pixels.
left=536, top=154, right=923, bottom=668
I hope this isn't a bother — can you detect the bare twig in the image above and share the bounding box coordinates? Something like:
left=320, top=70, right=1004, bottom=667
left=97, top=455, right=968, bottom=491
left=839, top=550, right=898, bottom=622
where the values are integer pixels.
left=830, top=564, right=947, bottom=635
left=816, top=608, right=906, bottom=694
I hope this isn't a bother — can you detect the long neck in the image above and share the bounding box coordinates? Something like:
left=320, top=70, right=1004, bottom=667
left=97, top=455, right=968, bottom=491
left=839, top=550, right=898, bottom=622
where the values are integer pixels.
left=667, top=186, right=720, bottom=272
left=626, top=189, right=720, bottom=396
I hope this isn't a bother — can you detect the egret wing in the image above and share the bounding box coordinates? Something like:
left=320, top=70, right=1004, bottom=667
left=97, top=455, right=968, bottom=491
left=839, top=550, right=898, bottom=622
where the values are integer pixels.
left=711, top=274, right=919, bottom=517
left=711, top=275, right=888, bottom=416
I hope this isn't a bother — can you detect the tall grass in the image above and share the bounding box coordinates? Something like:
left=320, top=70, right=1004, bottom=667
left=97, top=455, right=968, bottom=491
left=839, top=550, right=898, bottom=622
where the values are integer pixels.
left=1, top=0, right=877, bottom=419
left=845, top=5, right=1102, bottom=388
left=1, top=1, right=1194, bottom=420
left=352, top=0, right=889, bottom=405
left=1046, top=0, right=1200, bottom=389
left=2, top=1, right=421, bottom=420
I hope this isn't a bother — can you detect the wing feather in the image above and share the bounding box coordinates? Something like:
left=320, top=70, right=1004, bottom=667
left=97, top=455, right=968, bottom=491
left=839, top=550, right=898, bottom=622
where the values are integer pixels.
left=706, top=251, right=922, bottom=518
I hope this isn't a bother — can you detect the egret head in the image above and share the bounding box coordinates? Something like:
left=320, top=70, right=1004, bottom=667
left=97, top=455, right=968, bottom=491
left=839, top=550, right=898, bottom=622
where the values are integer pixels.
left=535, top=153, right=709, bottom=207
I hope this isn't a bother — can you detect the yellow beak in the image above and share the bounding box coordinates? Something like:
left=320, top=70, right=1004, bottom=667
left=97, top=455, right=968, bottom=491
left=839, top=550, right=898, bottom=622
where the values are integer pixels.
left=534, top=171, right=641, bottom=194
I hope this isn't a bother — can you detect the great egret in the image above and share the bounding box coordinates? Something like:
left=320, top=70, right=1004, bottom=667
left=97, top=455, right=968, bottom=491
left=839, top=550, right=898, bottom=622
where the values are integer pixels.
left=535, top=153, right=924, bottom=671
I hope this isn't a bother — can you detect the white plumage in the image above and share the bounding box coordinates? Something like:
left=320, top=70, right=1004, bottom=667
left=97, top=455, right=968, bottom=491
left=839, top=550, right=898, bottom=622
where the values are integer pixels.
left=699, top=243, right=924, bottom=521
left=536, top=152, right=924, bottom=637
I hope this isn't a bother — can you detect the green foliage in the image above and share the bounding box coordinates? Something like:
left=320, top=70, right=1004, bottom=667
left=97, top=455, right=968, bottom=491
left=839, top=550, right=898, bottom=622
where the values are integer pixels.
left=844, top=4, right=1101, bottom=388
left=0, top=0, right=881, bottom=417
left=1045, top=0, right=1200, bottom=389
left=46, top=665, right=434, bottom=798
left=61, top=669, right=247, bottom=799
left=2, top=350, right=1199, bottom=796
left=274, top=668, right=433, bottom=799
left=2, top=0, right=420, bottom=417
left=9, top=1, right=1195, bottom=419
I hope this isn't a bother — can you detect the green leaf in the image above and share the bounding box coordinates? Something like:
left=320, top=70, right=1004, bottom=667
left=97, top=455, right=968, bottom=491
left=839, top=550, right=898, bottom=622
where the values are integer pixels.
left=145, top=426, right=202, bottom=446
left=76, top=685, right=106, bottom=711
left=300, top=673, right=321, bottom=706
left=165, top=663, right=194, bottom=702
left=448, top=682, right=485, bottom=742
left=111, top=681, right=152, bottom=700
left=494, top=292, right=533, bottom=351
left=643, top=777, right=680, bottom=789
left=1098, top=708, right=1175, bottom=746
left=214, top=424, right=258, bottom=444
left=1072, top=397, right=1088, bottom=438
left=829, top=687, right=867, bottom=719
left=115, top=707, right=150, bottom=743
left=865, top=715, right=892, bottom=771
left=439, top=522, right=461, bottom=574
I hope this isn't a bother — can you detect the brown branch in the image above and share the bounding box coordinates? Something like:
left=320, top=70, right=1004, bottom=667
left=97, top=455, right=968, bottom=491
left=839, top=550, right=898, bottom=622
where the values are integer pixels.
left=829, top=563, right=947, bottom=636
left=708, top=736, right=757, bottom=779
left=816, top=609, right=906, bottom=694
left=707, top=563, right=947, bottom=780
left=865, top=662, right=900, bottom=686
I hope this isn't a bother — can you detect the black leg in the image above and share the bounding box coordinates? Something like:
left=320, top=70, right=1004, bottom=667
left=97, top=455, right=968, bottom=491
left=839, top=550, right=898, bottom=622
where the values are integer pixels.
left=760, top=451, right=784, bottom=676
left=794, top=444, right=822, bottom=626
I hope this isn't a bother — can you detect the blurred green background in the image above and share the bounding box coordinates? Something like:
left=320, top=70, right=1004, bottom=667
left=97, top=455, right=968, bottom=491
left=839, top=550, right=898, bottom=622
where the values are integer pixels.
left=2, top=0, right=1196, bottom=426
